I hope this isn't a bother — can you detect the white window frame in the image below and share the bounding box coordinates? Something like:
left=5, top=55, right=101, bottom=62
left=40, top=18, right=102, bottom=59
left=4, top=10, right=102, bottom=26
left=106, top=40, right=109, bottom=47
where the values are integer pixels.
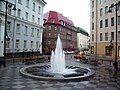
left=16, top=39, right=19, bottom=48
left=32, top=15, right=35, bottom=23
left=38, top=6, right=41, bottom=14
left=25, top=26, right=28, bottom=35
left=16, top=23, right=20, bottom=33
left=17, top=9, right=21, bottom=18
left=31, top=28, right=34, bottom=37
left=25, top=12, right=28, bottom=20
left=24, top=40, right=27, bottom=48
left=33, top=3, right=35, bottom=11
left=6, top=21, right=11, bottom=32
left=26, top=0, right=29, bottom=8
left=30, top=41, right=33, bottom=48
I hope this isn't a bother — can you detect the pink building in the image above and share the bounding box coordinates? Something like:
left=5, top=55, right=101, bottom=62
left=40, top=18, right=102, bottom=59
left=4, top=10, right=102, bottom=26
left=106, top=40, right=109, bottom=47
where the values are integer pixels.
left=42, top=11, right=77, bottom=53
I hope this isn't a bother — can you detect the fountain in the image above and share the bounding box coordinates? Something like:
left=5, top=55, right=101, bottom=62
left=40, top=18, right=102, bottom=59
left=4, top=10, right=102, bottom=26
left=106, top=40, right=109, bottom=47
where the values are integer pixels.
left=20, top=35, right=95, bottom=80
left=50, top=35, right=65, bottom=73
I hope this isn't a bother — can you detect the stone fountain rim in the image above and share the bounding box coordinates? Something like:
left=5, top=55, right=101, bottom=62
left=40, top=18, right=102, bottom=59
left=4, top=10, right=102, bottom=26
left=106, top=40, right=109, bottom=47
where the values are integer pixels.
left=19, top=64, right=95, bottom=81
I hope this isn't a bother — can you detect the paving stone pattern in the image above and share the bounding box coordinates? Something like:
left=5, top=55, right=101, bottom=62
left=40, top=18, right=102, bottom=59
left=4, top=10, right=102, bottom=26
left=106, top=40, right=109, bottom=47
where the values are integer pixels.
left=0, top=55, right=120, bottom=90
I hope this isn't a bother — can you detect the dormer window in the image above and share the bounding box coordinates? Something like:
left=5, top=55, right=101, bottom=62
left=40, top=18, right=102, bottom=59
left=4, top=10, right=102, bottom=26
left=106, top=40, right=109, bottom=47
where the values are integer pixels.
left=59, top=20, right=62, bottom=23
left=50, top=18, right=55, bottom=23
left=44, top=19, right=46, bottom=23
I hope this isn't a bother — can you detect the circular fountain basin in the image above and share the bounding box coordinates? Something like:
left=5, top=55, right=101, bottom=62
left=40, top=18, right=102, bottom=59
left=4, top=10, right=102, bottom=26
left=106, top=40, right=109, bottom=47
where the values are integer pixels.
left=20, top=64, right=95, bottom=81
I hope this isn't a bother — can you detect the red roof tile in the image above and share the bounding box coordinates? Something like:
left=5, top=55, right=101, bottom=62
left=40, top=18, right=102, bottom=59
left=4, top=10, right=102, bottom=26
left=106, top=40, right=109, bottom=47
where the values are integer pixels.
left=44, top=11, right=74, bottom=26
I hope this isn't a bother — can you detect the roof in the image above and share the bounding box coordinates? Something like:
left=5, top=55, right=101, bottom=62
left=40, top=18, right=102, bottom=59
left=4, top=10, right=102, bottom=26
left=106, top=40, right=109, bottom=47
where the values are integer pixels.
left=44, top=11, right=74, bottom=26
left=76, top=27, right=89, bottom=36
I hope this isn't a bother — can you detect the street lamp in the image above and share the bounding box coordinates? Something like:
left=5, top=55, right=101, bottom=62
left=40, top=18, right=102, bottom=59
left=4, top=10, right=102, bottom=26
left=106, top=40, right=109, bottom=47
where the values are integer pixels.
left=0, top=0, right=16, bottom=67
left=108, top=1, right=120, bottom=71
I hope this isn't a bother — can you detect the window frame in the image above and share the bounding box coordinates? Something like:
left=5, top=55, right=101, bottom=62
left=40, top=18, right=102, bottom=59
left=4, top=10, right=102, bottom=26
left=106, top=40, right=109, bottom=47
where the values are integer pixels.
left=100, top=20, right=103, bottom=28
left=111, top=17, right=114, bottom=26
left=105, top=46, right=112, bottom=56
left=105, top=32, right=108, bottom=41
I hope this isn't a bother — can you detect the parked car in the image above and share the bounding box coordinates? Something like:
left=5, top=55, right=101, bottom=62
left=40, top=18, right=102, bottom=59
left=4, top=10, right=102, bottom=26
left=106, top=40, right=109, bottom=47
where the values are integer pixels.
left=74, top=51, right=86, bottom=59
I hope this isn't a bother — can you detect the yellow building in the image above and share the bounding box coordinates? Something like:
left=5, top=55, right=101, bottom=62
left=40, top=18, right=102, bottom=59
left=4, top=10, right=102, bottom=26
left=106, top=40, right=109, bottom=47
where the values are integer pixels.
left=90, top=0, right=120, bottom=58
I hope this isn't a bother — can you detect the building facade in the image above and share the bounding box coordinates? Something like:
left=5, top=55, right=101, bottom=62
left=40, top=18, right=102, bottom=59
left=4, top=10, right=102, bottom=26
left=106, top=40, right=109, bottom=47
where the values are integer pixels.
left=43, top=11, right=77, bottom=53
left=76, top=27, right=89, bottom=51
left=90, top=0, right=120, bottom=57
left=0, top=0, right=46, bottom=57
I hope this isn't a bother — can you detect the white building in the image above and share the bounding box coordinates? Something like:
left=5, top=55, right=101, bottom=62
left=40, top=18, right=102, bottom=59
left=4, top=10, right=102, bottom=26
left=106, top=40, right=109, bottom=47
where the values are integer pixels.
left=76, top=27, right=90, bottom=51
left=0, top=0, right=46, bottom=56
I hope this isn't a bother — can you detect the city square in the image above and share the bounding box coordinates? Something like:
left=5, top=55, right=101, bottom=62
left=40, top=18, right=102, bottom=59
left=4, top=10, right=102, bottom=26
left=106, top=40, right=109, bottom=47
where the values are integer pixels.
left=0, top=54, right=120, bottom=90
left=0, top=0, right=120, bottom=90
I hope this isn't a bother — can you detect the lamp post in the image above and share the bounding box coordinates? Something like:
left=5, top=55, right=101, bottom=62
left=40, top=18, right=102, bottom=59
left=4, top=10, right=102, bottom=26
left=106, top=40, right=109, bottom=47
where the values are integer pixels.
left=108, top=1, right=120, bottom=71
left=0, top=0, right=16, bottom=67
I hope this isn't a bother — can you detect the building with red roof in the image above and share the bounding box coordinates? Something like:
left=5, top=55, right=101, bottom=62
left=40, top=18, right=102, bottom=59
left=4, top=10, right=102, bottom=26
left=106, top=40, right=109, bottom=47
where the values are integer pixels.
left=42, top=11, right=77, bottom=53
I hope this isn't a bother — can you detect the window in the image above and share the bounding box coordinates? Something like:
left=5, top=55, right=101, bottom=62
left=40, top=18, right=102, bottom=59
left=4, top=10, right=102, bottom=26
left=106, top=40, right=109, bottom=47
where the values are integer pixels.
left=105, top=0, right=108, bottom=2
left=48, top=33, right=51, bottom=37
left=31, top=28, right=34, bottom=37
left=17, top=9, right=21, bottom=18
left=67, top=30, right=71, bottom=34
left=38, top=18, right=40, bottom=24
left=38, top=6, right=41, bottom=14
left=54, top=41, right=56, bottom=45
left=0, top=18, right=1, bottom=24
left=118, top=47, right=120, bottom=57
left=100, top=33, right=102, bottom=41
left=91, top=46, right=94, bottom=54
left=92, top=12, right=94, bottom=18
left=16, top=24, right=20, bottom=33
left=118, top=3, right=120, bottom=10
left=105, top=33, right=108, bottom=41
left=6, top=40, right=10, bottom=48
left=8, top=7, right=12, bottom=15
left=111, top=17, right=114, bottom=26
left=6, top=21, right=11, bottom=32
left=54, top=34, right=57, bottom=37
left=100, top=8, right=102, bottom=16
left=16, top=39, right=19, bottom=48
left=48, top=41, right=51, bottom=45
left=55, top=26, right=57, bottom=30
left=111, top=32, right=114, bottom=41
left=118, top=31, right=120, bottom=41
left=32, top=15, right=35, bottom=23
left=18, top=0, right=22, bottom=4
left=99, top=0, right=101, bottom=4
left=44, top=19, right=46, bottom=23
left=26, top=0, right=29, bottom=8
left=92, top=34, right=94, bottom=41
left=50, top=18, right=55, bottom=23
left=25, top=12, right=28, bottom=20
left=48, top=26, right=51, bottom=30
left=30, top=41, right=33, bottom=48
left=37, top=29, right=39, bottom=37
left=24, top=40, right=27, bottom=48
left=105, top=6, right=108, bottom=14
left=36, top=42, right=39, bottom=49
left=24, top=26, right=28, bottom=35
left=105, top=46, right=112, bottom=56
left=105, top=19, right=108, bottom=27
left=100, top=20, right=103, bottom=28
left=118, top=16, right=120, bottom=25
left=33, top=3, right=35, bottom=11
left=92, top=1, right=94, bottom=8
left=59, top=27, right=62, bottom=32
left=92, top=23, right=94, bottom=30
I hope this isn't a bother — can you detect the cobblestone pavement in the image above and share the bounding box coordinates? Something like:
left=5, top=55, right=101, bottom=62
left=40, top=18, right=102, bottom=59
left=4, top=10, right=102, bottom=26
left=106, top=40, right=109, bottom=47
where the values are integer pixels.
left=0, top=54, right=120, bottom=90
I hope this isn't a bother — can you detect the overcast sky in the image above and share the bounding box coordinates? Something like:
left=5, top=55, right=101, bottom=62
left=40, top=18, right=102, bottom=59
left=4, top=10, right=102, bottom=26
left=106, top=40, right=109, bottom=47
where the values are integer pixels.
left=43, top=0, right=90, bottom=33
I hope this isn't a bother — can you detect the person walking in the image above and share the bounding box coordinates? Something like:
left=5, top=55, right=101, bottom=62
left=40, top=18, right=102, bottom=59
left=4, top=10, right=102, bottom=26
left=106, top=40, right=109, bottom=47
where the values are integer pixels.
left=86, top=52, right=90, bottom=64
